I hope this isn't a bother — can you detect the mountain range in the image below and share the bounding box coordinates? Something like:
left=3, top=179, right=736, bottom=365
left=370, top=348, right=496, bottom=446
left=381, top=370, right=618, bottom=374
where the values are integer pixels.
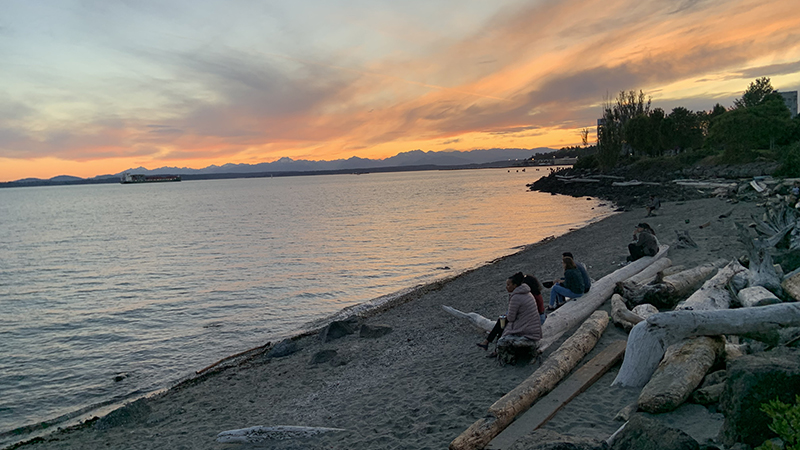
left=3, top=148, right=555, bottom=186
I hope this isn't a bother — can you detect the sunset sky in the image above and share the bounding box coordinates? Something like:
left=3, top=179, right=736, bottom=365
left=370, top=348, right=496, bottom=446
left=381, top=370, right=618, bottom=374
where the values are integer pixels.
left=2, top=0, right=799, bottom=182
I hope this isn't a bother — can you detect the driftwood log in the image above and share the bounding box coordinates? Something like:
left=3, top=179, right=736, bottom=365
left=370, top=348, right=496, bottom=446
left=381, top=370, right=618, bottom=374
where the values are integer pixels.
left=612, top=303, right=800, bottom=387
left=675, top=260, right=746, bottom=311
left=737, top=222, right=784, bottom=295
left=622, top=258, right=673, bottom=287
left=619, top=259, right=726, bottom=309
left=538, top=245, right=668, bottom=352
left=449, top=311, right=609, bottom=450
left=441, top=305, right=495, bottom=332
left=611, top=294, right=643, bottom=331
left=637, top=336, right=725, bottom=413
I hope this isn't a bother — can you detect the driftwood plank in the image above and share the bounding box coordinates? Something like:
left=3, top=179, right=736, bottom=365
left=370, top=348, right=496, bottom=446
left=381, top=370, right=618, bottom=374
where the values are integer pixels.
left=486, top=340, right=626, bottom=450
left=449, top=311, right=608, bottom=450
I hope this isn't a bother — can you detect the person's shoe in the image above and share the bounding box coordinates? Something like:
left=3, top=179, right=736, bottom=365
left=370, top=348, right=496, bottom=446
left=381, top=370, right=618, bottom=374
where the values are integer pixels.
left=556, top=301, right=566, bottom=308
left=476, top=342, right=488, bottom=350
left=545, top=305, right=557, bottom=312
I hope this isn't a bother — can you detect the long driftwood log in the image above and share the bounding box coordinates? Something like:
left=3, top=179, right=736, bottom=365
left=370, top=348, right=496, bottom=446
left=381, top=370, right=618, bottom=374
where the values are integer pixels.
left=449, top=311, right=608, bottom=450
left=621, top=258, right=673, bottom=288
left=538, top=245, right=668, bottom=352
left=619, top=259, right=726, bottom=309
left=441, top=305, right=495, bottom=332
left=612, top=303, right=800, bottom=387
left=611, top=294, right=644, bottom=331
left=637, top=336, right=725, bottom=413
left=675, top=260, right=746, bottom=311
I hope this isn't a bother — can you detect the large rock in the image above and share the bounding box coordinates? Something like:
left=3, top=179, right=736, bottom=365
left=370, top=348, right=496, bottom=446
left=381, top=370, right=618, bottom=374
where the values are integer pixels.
left=266, top=339, right=298, bottom=358
left=610, top=413, right=699, bottom=450
left=320, top=317, right=360, bottom=342
left=718, top=347, right=800, bottom=447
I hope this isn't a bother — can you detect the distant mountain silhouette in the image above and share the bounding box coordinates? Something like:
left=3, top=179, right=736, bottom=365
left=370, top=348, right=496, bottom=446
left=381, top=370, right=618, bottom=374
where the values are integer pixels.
left=115, top=148, right=553, bottom=176
left=2, top=148, right=556, bottom=187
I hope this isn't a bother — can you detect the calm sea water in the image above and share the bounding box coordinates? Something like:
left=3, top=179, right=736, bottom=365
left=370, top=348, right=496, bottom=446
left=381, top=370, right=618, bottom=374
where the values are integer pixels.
left=0, top=168, right=612, bottom=441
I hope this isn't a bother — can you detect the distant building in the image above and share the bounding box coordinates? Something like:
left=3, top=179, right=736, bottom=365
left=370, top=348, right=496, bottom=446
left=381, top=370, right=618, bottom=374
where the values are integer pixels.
left=780, top=91, right=798, bottom=118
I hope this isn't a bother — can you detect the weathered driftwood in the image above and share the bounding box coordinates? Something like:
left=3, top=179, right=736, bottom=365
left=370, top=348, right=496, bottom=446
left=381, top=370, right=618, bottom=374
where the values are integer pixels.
left=675, top=230, right=699, bottom=249
left=751, top=203, right=797, bottom=247
left=441, top=305, right=495, bottom=332
left=538, top=245, right=668, bottom=352
left=661, top=265, right=687, bottom=277
left=216, top=426, right=347, bottom=443
left=637, top=336, right=725, bottom=413
left=620, top=259, right=726, bottom=309
left=736, top=286, right=781, bottom=308
left=612, top=303, right=800, bottom=387
left=675, top=260, right=746, bottom=311
left=622, top=258, right=673, bottom=287
left=611, top=294, right=643, bottom=331
left=632, top=304, right=658, bottom=319
left=449, top=311, right=609, bottom=450
left=737, top=222, right=784, bottom=295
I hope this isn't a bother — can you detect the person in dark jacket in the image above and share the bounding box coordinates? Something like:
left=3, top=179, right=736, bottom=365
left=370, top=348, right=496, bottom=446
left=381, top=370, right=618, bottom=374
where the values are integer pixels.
left=547, top=256, right=585, bottom=311
left=562, top=252, right=591, bottom=294
left=627, top=223, right=658, bottom=261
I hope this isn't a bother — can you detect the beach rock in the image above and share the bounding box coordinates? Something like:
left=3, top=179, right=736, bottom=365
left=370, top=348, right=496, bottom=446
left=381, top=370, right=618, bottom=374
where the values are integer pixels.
left=736, top=286, right=781, bottom=308
left=783, top=271, right=800, bottom=302
left=309, top=349, right=337, bottom=365
left=700, top=370, right=727, bottom=388
left=359, top=323, right=393, bottom=338
left=95, top=398, right=151, bottom=430
left=614, top=402, right=638, bottom=422
left=320, top=317, right=360, bottom=342
left=267, top=339, right=298, bottom=358
left=506, top=429, right=608, bottom=450
left=689, top=383, right=724, bottom=405
left=610, top=413, right=699, bottom=450
left=718, top=347, right=800, bottom=447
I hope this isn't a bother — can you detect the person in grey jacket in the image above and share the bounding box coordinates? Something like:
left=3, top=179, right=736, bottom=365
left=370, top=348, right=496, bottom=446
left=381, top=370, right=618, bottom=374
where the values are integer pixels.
left=547, top=256, right=585, bottom=311
left=477, top=272, right=542, bottom=353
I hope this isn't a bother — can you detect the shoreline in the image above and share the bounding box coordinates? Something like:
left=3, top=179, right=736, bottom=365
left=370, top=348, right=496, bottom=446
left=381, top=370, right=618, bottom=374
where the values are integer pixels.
left=9, top=196, right=764, bottom=450
left=1, top=208, right=616, bottom=449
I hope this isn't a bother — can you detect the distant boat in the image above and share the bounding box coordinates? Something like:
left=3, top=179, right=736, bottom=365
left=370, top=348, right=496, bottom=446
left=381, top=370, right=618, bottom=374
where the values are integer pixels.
left=120, top=172, right=181, bottom=184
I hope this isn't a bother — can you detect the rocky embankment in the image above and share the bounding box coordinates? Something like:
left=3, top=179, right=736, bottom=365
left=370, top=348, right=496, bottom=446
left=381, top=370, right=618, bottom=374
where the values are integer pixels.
left=529, top=162, right=783, bottom=209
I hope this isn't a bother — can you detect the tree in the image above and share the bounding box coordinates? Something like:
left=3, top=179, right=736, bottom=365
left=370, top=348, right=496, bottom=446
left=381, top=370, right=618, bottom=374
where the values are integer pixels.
left=580, top=128, right=590, bottom=147
left=598, top=90, right=652, bottom=167
left=734, top=77, right=775, bottom=109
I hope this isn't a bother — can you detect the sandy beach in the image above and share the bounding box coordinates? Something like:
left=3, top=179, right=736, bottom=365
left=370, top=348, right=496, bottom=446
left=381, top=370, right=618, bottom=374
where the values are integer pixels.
left=15, top=196, right=764, bottom=450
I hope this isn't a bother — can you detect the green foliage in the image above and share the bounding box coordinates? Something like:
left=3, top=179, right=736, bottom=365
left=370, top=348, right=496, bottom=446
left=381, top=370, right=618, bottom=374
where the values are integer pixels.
left=735, top=77, right=775, bottom=109
left=755, top=395, right=800, bottom=450
left=574, top=154, right=598, bottom=169
left=775, top=142, right=800, bottom=177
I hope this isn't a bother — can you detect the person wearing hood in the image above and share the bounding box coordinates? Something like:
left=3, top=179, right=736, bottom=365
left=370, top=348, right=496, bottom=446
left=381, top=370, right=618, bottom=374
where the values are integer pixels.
left=476, top=272, right=542, bottom=355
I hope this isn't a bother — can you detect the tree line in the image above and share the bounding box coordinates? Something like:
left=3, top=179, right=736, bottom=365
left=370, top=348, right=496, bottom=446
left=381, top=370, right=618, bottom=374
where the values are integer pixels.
left=588, top=77, right=800, bottom=176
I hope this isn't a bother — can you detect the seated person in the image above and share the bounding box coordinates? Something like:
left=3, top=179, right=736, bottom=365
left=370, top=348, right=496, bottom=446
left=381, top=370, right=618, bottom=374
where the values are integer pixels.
left=646, top=195, right=661, bottom=217
left=477, top=272, right=542, bottom=355
left=562, top=252, right=591, bottom=294
left=523, top=274, right=546, bottom=324
left=627, top=223, right=658, bottom=261
left=547, top=256, right=585, bottom=311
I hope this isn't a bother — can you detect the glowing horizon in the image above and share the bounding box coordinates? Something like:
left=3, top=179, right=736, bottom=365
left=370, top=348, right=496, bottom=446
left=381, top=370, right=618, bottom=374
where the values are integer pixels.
left=2, top=0, right=799, bottom=182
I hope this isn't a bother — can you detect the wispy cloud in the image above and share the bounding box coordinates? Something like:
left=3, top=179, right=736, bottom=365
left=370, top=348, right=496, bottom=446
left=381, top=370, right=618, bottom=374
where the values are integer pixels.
left=1, top=0, right=799, bottom=181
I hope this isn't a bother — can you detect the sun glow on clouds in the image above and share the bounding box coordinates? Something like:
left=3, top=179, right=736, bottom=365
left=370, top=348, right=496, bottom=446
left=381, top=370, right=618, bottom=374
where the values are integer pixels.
left=1, top=0, right=799, bottom=181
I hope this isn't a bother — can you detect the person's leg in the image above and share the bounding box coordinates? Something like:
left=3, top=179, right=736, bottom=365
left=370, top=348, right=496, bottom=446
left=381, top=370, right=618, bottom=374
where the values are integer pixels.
left=628, top=243, right=644, bottom=261
left=549, top=285, right=561, bottom=308
left=479, top=319, right=504, bottom=349
left=550, top=284, right=571, bottom=307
